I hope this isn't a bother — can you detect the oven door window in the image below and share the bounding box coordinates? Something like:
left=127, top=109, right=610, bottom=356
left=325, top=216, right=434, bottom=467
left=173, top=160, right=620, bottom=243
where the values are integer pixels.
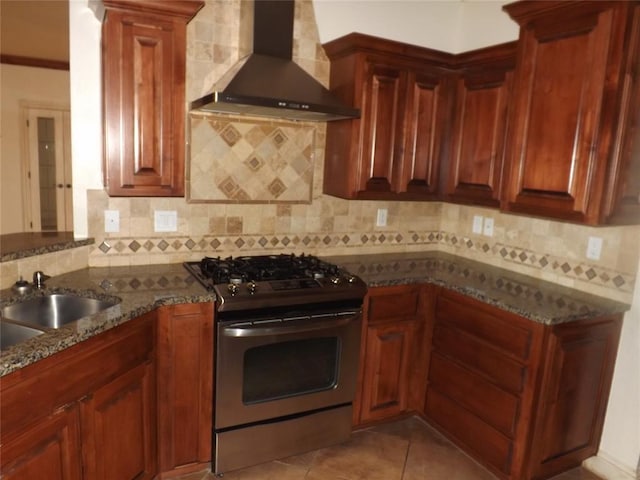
left=243, top=337, right=340, bottom=404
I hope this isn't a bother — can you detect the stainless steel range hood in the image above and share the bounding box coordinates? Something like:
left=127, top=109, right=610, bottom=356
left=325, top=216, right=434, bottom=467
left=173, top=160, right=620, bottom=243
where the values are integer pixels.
left=190, top=0, right=359, bottom=122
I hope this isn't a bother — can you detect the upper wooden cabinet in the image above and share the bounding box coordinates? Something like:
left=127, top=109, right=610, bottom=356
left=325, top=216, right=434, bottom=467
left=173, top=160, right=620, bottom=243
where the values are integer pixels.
left=102, top=0, right=203, bottom=196
left=444, top=42, right=517, bottom=207
left=501, top=0, right=640, bottom=224
left=323, top=33, right=454, bottom=200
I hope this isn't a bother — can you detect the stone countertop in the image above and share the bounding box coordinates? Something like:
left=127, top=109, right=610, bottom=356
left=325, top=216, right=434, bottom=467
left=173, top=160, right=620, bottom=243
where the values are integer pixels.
left=0, top=263, right=214, bottom=377
left=323, top=251, right=630, bottom=325
left=0, top=252, right=630, bottom=377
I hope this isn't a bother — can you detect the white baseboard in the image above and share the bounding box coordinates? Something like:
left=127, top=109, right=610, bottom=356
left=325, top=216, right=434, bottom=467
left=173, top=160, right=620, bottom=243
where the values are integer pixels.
left=583, top=454, right=638, bottom=480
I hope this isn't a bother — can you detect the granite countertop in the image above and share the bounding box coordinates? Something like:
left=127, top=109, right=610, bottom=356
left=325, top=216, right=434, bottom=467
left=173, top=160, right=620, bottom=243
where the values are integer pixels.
left=324, top=251, right=630, bottom=325
left=0, top=263, right=214, bottom=376
left=0, top=251, right=630, bottom=377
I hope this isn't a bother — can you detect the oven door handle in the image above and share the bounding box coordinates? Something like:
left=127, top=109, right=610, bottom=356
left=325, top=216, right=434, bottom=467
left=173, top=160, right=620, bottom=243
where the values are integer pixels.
left=221, top=314, right=359, bottom=338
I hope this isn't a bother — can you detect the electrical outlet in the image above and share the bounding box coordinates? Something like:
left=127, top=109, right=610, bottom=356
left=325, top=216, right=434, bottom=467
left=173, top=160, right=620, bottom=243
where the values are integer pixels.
left=376, top=208, right=388, bottom=227
left=483, top=217, right=494, bottom=237
left=104, top=210, right=119, bottom=233
left=472, top=215, right=483, bottom=234
left=586, top=236, right=603, bottom=260
left=154, top=210, right=178, bottom=232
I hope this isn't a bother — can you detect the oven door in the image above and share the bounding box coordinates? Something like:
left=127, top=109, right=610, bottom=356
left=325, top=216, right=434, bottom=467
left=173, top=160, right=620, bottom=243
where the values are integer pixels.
left=215, top=309, right=362, bottom=430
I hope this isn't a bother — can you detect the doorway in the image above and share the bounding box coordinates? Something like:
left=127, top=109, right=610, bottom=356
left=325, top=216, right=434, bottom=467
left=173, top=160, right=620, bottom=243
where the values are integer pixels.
left=22, top=106, right=72, bottom=232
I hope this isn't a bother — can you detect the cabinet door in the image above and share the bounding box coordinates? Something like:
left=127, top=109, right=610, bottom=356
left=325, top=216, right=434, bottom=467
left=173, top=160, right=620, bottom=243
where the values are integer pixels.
left=357, top=62, right=406, bottom=196
left=81, top=362, right=157, bottom=480
left=447, top=68, right=512, bottom=206
left=0, top=407, right=82, bottom=480
left=527, top=317, right=622, bottom=479
left=157, top=303, right=214, bottom=476
left=102, top=1, right=202, bottom=196
left=502, top=4, right=622, bottom=222
left=360, top=320, right=414, bottom=423
left=398, top=71, right=449, bottom=199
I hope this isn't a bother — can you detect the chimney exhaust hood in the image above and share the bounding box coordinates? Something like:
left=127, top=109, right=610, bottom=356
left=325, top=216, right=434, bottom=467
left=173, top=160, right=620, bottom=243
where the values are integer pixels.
left=190, top=0, right=359, bottom=122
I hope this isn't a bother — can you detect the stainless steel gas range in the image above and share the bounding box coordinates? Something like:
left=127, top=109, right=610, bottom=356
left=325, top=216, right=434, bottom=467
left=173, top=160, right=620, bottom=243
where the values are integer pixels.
left=184, top=254, right=367, bottom=474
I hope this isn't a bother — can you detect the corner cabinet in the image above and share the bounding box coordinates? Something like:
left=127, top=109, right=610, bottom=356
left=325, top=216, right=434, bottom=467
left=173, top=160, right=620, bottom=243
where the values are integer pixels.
left=323, top=33, right=454, bottom=200
left=102, top=0, right=203, bottom=196
left=444, top=42, right=516, bottom=207
left=354, top=284, right=430, bottom=425
left=501, top=1, right=640, bottom=224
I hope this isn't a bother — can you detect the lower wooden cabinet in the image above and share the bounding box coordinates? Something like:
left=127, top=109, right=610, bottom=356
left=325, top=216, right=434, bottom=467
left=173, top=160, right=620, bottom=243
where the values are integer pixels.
left=0, top=311, right=157, bottom=480
left=355, top=285, right=427, bottom=425
left=423, top=288, right=622, bottom=480
left=1, top=407, right=83, bottom=480
left=157, top=303, right=214, bottom=478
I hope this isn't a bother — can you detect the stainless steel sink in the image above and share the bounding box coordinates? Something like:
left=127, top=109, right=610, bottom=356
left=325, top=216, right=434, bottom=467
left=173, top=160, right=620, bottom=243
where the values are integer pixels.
left=1, top=321, right=46, bottom=350
left=1, top=293, right=120, bottom=330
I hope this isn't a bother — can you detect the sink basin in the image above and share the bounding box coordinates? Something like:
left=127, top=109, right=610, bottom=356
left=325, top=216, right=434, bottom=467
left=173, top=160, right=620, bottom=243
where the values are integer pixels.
left=1, top=293, right=120, bottom=330
left=1, top=321, right=45, bottom=350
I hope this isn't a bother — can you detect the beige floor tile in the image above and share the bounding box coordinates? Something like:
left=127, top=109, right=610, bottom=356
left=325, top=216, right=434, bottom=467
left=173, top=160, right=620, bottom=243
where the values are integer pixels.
left=217, top=460, right=309, bottom=480
left=305, top=430, right=408, bottom=480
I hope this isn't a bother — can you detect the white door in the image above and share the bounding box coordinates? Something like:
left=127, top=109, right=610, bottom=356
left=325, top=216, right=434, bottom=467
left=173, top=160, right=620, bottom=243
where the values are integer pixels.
left=24, top=108, right=73, bottom=232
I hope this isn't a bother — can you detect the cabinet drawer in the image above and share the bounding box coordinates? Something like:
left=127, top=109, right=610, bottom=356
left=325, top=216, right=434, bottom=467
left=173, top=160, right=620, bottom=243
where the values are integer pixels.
left=366, top=286, right=421, bottom=324
left=425, top=388, right=513, bottom=475
left=432, top=323, right=527, bottom=394
left=436, top=290, right=534, bottom=360
left=428, top=352, right=519, bottom=436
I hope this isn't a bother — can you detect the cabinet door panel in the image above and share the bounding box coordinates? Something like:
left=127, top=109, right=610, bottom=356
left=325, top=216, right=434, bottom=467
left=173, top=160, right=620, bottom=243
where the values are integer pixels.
left=401, top=72, right=443, bottom=196
left=503, top=9, right=613, bottom=220
left=360, top=321, right=414, bottom=422
left=429, top=352, right=520, bottom=436
left=448, top=68, right=511, bottom=206
left=0, top=408, right=82, bottom=480
left=360, top=63, right=405, bottom=193
left=81, top=362, right=157, bottom=480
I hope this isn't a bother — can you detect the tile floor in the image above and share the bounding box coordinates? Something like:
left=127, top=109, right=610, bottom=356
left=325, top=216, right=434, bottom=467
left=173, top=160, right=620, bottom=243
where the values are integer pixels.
left=176, top=416, right=602, bottom=480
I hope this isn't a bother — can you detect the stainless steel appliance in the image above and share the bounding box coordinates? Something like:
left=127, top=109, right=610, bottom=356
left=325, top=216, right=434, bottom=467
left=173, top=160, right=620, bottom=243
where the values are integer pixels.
left=183, top=254, right=367, bottom=474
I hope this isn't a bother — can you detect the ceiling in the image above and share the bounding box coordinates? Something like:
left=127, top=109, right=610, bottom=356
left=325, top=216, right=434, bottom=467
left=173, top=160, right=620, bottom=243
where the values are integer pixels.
left=0, top=0, right=69, bottom=62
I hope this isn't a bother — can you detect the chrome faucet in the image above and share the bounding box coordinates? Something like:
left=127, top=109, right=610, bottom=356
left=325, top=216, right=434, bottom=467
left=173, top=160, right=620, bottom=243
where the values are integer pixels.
left=33, top=271, right=51, bottom=289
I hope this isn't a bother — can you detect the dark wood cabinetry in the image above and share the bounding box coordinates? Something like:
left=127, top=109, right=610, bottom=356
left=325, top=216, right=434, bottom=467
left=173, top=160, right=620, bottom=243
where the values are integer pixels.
left=0, top=312, right=157, bottom=480
left=157, top=303, right=214, bottom=478
left=423, top=288, right=622, bottom=480
left=323, top=33, right=453, bottom=200
left=444, top=42, right=516, bottom=207
left=102, top=0, right=203, bottom=196
left=355, top=284, right=428, bottom=425
left=502, top=1, right=640, bottom=224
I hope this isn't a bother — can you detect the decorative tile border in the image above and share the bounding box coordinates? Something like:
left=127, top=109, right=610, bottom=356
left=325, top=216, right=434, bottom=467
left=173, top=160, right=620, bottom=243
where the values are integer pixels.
left=90, top=229, right=635, bottom=296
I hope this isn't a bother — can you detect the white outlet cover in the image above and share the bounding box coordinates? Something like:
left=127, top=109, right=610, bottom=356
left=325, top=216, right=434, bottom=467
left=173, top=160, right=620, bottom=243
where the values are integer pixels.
left=104, top=210, right=119, bottom=233
left=154, top=210, right=178, bottom=232
left=472, top=215, right=483, bottom=234
left=586, top=236, right=603, bottom=260
left=483, top=217, right=494, bottom=237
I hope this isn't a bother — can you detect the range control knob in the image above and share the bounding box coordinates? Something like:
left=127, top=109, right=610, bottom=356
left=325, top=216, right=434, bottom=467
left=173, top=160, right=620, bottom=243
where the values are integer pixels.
left=345, top=274, right=358, bottom=283
left=247, top=281, right=257, bottom=294
left=330, top=275, right=341, bottom=285
left=227, top=283, right=239, bottom=295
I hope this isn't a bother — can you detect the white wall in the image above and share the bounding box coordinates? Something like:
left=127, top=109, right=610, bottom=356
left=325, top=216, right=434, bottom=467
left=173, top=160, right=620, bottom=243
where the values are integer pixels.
left=0, top=64, right=70, bottom=234
left=67, top=1, right=639, bottom=476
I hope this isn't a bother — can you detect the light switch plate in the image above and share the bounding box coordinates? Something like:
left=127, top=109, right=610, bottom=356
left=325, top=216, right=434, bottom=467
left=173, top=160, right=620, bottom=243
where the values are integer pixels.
left=154, top=210, right=178, bottom=232
left=376, top=208, right=388, bottom=227
left=483, top=217, right=494, bottom=237
left=472, top=215, right=483, bottom=234
left=104, top=210, right=119, bottom=233
left=587, top=236, right=603, bottom=260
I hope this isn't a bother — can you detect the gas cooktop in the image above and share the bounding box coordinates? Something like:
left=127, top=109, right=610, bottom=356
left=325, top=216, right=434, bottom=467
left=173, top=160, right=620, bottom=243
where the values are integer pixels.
left=183, top=253, right=367, bottom=313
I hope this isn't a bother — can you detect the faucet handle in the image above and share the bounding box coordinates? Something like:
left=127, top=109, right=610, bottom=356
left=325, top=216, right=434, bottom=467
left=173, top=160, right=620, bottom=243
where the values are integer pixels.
left=33, top=271, right=51, bottom=289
